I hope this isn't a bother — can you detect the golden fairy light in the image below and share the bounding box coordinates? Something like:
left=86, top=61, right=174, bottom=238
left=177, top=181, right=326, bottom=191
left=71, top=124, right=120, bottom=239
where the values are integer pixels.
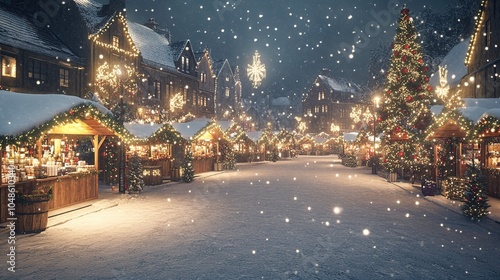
left=247, top=50, right=266, bottom=88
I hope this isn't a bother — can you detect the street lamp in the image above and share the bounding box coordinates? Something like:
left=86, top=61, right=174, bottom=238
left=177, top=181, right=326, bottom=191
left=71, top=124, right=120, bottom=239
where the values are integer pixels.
left=115, top=66, right=126, bottom=194
left=372, top=96, right=380, bottom=175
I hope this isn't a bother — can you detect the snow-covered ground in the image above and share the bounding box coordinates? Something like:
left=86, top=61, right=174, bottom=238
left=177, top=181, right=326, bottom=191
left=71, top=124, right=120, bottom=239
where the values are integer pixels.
left=4, top=156, right=500, bottom=279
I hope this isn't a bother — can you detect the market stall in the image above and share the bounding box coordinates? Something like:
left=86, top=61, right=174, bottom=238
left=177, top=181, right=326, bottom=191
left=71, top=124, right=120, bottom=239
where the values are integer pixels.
left=0, top=91, right=128, bottom=223
left=172, top=118, right=227, bottom=173
left=474, top=108, right=500, bottom=198
left=425, top=99, right=494, bottom=197
left=230, top=131, right=256, bottom=162
left=247, top=131, right=267, bottom=162
left=124, top=123, right=183, bottom=184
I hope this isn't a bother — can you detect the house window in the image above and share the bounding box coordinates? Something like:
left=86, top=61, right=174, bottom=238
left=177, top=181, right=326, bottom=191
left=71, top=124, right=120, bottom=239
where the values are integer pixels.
left=318, top=92, right=325, bottom=100
left=201, top=72, right=207, bottom=83
left=153, top=80, right=161, bottom=100
left=306, top=108, right=312, bottom=115
left=59, top=68, right=69, bottom=87
left=485, top=19, right=491, bottom=47
left=322, top=105, right=328, bottom=113
left=183, top=87, right=188, bottom=102
left=112, top=36, right=120, bottom=48
left=225, top=74, right=230, bottom=82
left=315, top=106, right=319, bottom=113
left=181, top=56, right=190, bottom=73
left=28, top=60, right=47, bottom=81
left=225, top=87, right=230, bottom=98
left=2, top=56, right=16, bottom=78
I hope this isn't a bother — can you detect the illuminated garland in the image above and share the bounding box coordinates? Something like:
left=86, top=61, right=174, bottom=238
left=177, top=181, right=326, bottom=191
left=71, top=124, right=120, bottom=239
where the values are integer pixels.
left=474, top=116, right=500, bottom=139
left=143, top=124, right=185, bottom=147
left=465, top=0, right=488, bottom=65
left=0, top=104, right=136, bottom=146
left=89, top=12, right=140, bottom=57
left=425, top=109, right=474, bottom=141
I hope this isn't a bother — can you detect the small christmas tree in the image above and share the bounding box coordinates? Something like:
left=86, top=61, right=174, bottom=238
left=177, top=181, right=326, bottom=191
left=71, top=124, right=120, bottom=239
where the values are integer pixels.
left=461, top=165, right=490, bottom=221
left=223, top=146, right=236, bottom=170
left=182, top=148, right=195, bottom=183
left=127, top=153, right=144, bottom=193
left=103, top=138, right=119, bottom=186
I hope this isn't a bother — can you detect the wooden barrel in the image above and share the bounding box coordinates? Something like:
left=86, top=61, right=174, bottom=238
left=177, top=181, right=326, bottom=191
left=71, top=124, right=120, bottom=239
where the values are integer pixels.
left=15, top=199, right=49, bottom=234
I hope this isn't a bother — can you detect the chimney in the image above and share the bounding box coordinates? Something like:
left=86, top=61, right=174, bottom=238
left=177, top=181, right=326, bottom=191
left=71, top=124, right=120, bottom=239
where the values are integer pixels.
left=144, top=18, right=159, bottom=30
left=320, top=68, right=331, bottom=76
left=109, top=0, right=126, bottom=13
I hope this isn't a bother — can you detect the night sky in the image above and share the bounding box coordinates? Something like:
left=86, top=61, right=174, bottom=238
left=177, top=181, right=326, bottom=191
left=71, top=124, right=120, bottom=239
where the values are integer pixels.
left=101, top=0, right=450, bottom=98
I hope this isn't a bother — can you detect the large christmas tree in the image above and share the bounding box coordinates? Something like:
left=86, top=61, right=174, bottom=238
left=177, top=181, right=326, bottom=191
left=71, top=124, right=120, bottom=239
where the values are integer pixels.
left=379, top=6, right=433, bottom=175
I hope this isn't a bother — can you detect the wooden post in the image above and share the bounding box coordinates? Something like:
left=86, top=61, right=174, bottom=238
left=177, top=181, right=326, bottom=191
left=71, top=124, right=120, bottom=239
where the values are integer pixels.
left=433, top=143, right=438, bottom=181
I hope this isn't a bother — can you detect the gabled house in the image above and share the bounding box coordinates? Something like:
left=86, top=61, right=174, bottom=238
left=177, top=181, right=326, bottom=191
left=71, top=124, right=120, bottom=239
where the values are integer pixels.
left=462, top=0, right=500, bottom=98
left=169, top=40, right=199, bottom=119
left=214, top=59, right=237, bottom=120
left=0, top=3, right=85, bottom=95
left=302, top=68, right=363, bottom=133
left=127, top=18, right=177, bottom=122
left=195, top=48, right=216, bottom=118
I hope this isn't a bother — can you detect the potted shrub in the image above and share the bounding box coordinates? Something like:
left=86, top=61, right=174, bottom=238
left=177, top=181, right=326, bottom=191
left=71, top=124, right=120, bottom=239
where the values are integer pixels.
left=15, top=185, right=53, bottom=234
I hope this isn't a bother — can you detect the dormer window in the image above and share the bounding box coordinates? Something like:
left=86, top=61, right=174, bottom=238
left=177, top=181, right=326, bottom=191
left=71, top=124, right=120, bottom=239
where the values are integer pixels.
left=112, top=35, right=120, bottom=48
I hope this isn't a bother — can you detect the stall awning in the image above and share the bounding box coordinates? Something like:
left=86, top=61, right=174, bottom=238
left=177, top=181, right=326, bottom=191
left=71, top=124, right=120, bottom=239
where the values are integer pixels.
left=0, top=91, right=128, bottom=144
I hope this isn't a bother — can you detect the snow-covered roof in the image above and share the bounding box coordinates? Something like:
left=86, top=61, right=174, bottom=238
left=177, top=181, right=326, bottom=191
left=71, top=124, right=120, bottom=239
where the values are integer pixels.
left=430, top=105, right=444, bottom=117
left=458, top=107, right=489, bottom=124
left=463, top=98, right=500, bottom=109
left=124, top=123, right=163, bottom=139
left=429, top=38, right=469, bottom=87
left=271, top=97, right=290, bottom=107
left=431, top=98, right=500, bottom=124
left=247, top=131, right=264, bottom=142
left=343, top=132, right=358, bottom=142
left=73, top=0, right=110, bottom=34
left=0, top=4, right=82, bottom=63
left=171, top=118, right=212, bottom=140
left=217, top=120, right=234, bottom=131
left=480, top=108, right=500, bottom=120
left=0, top=90, right=111, bottom=137
left=127, top=20, right=176, bottom=71
left=318, top=75, right=361, bottom=93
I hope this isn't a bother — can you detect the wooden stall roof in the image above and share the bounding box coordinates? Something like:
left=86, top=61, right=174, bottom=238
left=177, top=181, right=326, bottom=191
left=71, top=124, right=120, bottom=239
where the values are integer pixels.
left=427, top=119, right=468, bottom=139
left=49, top=118, right=117, bottom=136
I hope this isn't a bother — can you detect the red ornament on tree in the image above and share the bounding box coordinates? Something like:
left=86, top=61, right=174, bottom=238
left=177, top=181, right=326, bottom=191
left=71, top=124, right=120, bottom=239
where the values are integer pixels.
left=404, top=44, right=409, bottom=49
left=427, top=85, right=433, bottom=91
left=398, top=151, right=403, bottom=157
left=402, top=67, right=408, bottom=74
left=394, top=50, right=399, bottom=57
left=402, top=56, right=407, bottom=61
left=406, top=96, right=412, bottom=102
